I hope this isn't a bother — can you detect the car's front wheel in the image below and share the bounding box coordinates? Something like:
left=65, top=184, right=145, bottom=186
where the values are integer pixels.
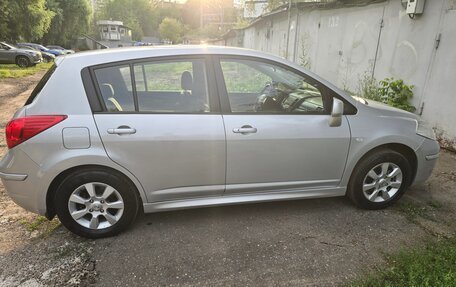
left=347, top=149, right=412, bottom=209
left=54, top=168, right=140, bottom=238
left=16, top=56, right=31, bottom=68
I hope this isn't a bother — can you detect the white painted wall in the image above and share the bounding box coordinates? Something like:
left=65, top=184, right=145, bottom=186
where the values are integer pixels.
left=237, top=0, right=456, bottom=149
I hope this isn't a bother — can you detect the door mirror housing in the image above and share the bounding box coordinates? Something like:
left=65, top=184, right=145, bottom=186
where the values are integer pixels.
left=329, top=98, right=344, bottom=127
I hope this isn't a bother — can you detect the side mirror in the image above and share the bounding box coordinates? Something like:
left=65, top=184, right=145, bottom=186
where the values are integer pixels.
left=329, top=98, right=344, bottom=127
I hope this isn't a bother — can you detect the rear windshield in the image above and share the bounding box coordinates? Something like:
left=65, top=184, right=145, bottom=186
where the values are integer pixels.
left=24, top=64, right=57, bottom=106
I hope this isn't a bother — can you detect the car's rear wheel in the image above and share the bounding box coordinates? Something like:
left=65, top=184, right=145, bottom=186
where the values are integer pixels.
left=16, top=56, right=31, bottom=68
left=347, top=149, right=412, bottom=209
left=54, top=168, right=140, bottom=238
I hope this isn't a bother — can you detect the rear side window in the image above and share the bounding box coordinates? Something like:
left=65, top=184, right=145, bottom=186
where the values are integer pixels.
left=133, top=59, right=209, bottom=113
left=25, top=64, right=57, bottom=105
left=92, top=58, right=210, bottom=113
left=94, top=65, right=135, bottom=112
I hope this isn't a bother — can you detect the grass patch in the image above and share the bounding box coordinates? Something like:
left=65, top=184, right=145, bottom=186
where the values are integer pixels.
left=395, top=200, right=443, bottom=221
left=0, top=62, right=53, bottom=78
left=20, top=215, right=61, bottom=237
left=348, top=238, right=456, bottom=287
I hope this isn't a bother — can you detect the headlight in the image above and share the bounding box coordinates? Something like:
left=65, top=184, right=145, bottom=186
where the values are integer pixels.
left=416, top=120, right=436, bottom=140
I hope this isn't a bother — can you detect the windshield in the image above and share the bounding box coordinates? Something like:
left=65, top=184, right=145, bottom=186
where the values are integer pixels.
left=1, top=43, right=16, bottom=50
left=36, top=44, right=48, bottom=51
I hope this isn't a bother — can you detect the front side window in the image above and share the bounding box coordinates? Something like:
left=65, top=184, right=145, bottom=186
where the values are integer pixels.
left=133, top=59, right=210, bottom=113
left=94, top=65, right=135, bottom=112
left=220, top=59, right=328, bottom=114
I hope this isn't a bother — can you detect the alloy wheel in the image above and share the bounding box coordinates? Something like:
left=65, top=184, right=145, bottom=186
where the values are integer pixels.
left=362, top=162, right=403, bottom=203
left=68, top=182, right=125, bottom=230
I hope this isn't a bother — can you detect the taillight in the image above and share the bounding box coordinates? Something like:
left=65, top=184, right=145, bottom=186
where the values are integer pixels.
left=5, top=115, right=67, bottom=149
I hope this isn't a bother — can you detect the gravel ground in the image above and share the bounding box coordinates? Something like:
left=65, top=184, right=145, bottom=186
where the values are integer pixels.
left=0, top=72, right=455, bottom=286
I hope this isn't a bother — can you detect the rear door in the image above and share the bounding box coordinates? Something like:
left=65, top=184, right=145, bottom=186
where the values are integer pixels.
left=214, top=56, right=352, bottom=195
left=91, top=56, right=226, bottom=202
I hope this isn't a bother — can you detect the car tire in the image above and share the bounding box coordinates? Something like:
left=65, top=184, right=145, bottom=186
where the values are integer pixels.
left=16, top=56, right=31, bottom=68
left=54, top=167, right=140, bottom=238
left=347, top=149, right=412, bottom=210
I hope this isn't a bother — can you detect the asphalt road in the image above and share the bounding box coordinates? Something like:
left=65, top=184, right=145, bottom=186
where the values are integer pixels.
left=93, top=196, right=425, bottom=286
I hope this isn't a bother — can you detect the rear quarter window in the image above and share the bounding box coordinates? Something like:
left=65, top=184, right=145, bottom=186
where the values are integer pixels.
left=24, top=64, right=57, bottom=106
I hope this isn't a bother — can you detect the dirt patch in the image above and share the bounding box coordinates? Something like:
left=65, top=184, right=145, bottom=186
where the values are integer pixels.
left=0, top=73, right=97, bottom=286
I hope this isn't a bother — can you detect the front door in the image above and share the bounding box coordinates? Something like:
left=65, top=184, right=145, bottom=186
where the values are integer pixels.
left=92, top=57, right=226, bottom=202
left=215, top=57, right=351, bottom=194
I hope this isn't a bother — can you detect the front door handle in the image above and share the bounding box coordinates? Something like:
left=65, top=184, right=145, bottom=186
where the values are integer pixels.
left=107, top=126, right=136, bottom=135
left=233, top=125, right=257, bottom=134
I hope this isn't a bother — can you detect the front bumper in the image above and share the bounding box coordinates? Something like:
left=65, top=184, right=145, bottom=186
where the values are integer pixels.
left=413, top=138, right=440, bottom=185
left=30, top=54, right=42, bottom=64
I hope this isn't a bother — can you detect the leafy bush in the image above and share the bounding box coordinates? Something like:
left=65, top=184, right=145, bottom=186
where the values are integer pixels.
left=357, top=73, right=416, bottom=112
left=378, top=78, right=416, bottom=112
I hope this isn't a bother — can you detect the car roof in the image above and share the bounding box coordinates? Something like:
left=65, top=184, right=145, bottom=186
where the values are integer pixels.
left=61, top=45, right=285, bottom=67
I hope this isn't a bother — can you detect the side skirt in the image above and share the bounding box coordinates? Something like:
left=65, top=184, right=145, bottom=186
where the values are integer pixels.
left=143, top=187, right=346, bottom=213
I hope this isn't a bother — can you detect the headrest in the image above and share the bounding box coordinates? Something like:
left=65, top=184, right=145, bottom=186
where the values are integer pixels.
left=100, top=83, right=115, bottom=99
left=181, top=71, right=193, bottom=91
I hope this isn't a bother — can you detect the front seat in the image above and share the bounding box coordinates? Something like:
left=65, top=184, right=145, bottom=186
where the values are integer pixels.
left=181, top=71, right=193, bottom=96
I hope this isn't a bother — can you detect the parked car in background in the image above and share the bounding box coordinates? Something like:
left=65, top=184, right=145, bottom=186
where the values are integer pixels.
left=18, top=43, right=64, bottom=56
left=0, top=42, right=42, bottom=67
left=0, top=46, right=439, bottom=238
left=47, top=45, right=75, bottom=54
left=16, top=44, right=55, bottom=63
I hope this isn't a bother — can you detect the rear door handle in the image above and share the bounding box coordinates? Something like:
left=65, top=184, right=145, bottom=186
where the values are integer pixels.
left=233, top=125, right=257, bottom=134
left=107, top=126, right=136, bottom=135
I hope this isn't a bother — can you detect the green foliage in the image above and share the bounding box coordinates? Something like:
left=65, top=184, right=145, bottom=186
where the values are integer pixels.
left=267, top=0, right=288, bottom=11
left=159, top=17, right=184, bottom=44
left=349, top=238, right=456, bottom=287
left=357, top=70, right=381, bottom=101
left=0, top=0, right=54, bottom=42
left=100, top=0, right=167, bottom=41
left=42, top=0, right=92, bottom=47
left=357, top=72, right=416, bottom=112
left=379, top=78, right=416, bottom=112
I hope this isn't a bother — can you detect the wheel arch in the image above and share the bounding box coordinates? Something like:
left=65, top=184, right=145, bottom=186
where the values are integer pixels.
left=348, top=143, right=418, bottom=187
left=45, top=164, right=144, bottom=220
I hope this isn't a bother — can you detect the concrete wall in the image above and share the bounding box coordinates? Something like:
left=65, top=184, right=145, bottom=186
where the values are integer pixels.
left=234, top=0, right=456, bottom=150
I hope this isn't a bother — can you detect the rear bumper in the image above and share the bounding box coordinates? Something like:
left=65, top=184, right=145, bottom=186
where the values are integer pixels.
left=412, top=138, right=440, bottom=185
left=0, top=148, right=45, bottom=215
left=0, top=171, right=27, bottom=181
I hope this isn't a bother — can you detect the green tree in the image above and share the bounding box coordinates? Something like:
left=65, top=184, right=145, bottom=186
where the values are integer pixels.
left=0, top=0, right=54, bottom=41
left=100, top=0, right=161, bottom=41
left=42, top=0, right=92, bottom=46
left=159, top=17, right=184, bottom=44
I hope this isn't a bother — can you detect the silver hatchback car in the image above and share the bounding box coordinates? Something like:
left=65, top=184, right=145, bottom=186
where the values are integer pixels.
left=0, top=46, right=439, bottom=238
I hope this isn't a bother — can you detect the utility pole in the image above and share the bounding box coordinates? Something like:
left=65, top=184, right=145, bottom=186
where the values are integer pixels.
left=285, top=0, right=292, bottom=59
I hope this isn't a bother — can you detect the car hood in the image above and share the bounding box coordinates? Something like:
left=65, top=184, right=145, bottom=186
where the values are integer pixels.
left=17, top=48, right=39, bottom=54
left=362, top=99, right=420, bottom=120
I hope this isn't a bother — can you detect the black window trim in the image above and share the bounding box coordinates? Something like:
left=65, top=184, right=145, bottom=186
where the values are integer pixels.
left=83, top=54, right=220, bottom=115
left=212, top=55, right=357, bottom=116
left=25, top=64, right=57, bottom=106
